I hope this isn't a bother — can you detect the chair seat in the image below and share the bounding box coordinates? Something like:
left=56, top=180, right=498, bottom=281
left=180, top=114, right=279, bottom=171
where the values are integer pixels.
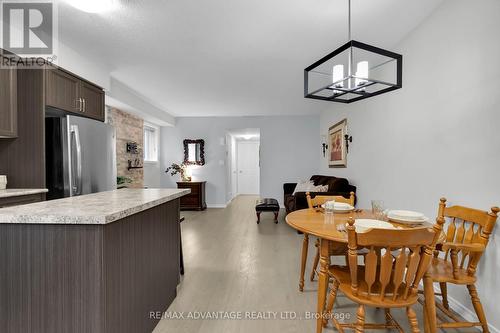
left=427, top=257, right=476, bottom=285
left=329, top=265, right=419, bottom=308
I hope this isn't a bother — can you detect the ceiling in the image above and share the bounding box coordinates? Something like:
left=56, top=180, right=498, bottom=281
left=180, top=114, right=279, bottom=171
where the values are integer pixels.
left=57, top=0, right=444, bottom=117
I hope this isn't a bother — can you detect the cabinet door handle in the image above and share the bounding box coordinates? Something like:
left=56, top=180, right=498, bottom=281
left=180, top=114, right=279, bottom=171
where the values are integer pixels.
left=79, top=98, right=84, bottom=112
left=75, top=98, right=81, bottom=111
left=82, top=98, right=86, bottom=113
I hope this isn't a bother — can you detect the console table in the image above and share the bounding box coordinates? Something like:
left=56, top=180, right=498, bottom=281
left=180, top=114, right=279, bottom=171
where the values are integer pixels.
left=177, top=181, right=207, bottom=211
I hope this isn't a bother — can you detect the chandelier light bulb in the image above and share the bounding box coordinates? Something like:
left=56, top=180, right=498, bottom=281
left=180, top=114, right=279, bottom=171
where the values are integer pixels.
left=332, top=64, right=344, bottom=94
left=355, top=61, right=369, bottom=87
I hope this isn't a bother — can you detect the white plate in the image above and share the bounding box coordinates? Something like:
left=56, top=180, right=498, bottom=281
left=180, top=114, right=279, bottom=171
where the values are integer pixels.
left=387, top=215, right=429, bottom=224
left=335, top=202, right=353, bottom=209
left=334, top=207, right=354, bottom=213
left=354, top=219, right=396, bottom=233
left=321, top=203, right=354, bottom=210
left=387, top=210, right=425, bottom=221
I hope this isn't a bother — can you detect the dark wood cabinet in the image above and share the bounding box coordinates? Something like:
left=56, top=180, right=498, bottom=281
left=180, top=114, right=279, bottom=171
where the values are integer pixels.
left=0, top=63, right=17, bottom=138
left=177, top=181, right=207, bottom=211
left=0, top=52, right=104, bottom=189
left=45, top=68, right=81, bottom=113
left=0, top=69, right=45, bottom=189
left=45, top=68, right=105, bottom=121
left=80, top=81, right=105, bottom=120
left=0, top=193, right=45, bottom=208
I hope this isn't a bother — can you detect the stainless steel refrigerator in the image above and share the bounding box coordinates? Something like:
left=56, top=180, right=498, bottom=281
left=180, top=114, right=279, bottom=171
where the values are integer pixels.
left=45, top=112, right=117, bottom=200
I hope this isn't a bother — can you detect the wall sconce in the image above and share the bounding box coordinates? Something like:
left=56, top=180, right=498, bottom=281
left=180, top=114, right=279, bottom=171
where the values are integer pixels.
left=344, top=134, right=353, bottom=153
left=321, top=135, right=328, bottom=157
left=322, top=142, right=329, bottom=157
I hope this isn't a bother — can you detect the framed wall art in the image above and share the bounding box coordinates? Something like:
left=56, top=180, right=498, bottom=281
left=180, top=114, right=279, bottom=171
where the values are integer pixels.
left=328, top=119, right=347, bottom=168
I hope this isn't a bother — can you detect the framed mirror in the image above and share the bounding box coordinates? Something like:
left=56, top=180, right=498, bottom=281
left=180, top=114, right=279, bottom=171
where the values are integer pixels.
left=183, top=139, right=205, bottom=165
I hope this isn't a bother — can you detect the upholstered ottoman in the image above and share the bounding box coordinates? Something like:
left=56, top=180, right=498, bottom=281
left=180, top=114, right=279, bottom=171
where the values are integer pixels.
left=255, top=198, right=280, bottom=224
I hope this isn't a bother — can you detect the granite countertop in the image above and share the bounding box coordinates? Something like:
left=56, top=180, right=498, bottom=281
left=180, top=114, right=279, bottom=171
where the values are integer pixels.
left=0, top=188, right=48, bottom=198
left=0, top=188, right=190, bottom=225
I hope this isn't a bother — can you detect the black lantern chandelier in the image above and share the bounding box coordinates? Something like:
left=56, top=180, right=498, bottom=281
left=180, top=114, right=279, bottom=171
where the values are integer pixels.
left=304, top=0, right=403, bottom=103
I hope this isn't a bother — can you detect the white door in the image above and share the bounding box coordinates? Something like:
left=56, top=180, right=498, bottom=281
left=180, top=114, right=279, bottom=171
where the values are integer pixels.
left=237, top=141, right=260, bottom=195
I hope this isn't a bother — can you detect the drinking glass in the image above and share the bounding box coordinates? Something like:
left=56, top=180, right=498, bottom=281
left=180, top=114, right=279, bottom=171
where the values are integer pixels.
left=371, top=200, right=385, bottom=219
left=324, top=200, right=335, bottom=224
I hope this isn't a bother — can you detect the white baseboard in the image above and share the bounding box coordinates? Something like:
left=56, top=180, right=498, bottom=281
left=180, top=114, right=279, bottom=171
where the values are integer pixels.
left=433, top=286, right=499, bottom=333
left=207, top=204, right=227, bottom=208
left=206, top=199, right=234, bottom=209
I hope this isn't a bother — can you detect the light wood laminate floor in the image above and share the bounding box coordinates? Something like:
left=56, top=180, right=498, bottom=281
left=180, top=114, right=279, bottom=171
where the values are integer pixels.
left=153, top=195, right=474, bottom=333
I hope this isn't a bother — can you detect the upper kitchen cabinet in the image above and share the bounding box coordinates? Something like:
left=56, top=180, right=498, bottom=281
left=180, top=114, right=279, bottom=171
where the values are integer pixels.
left=0, top=64, right=17, bottom=138
left=80, top=81, right=105, bottom=121
left=45, top=68, right=81, bottom=114
left=45, top=67, right=105, bottom=122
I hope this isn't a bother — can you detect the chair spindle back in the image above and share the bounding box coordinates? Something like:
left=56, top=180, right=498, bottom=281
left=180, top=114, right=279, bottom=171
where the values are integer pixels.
left=437, top=198, right=499, bottom=276
left=306, top=191, right=355, bottom=210
left=345, top=217, right=444, bottom=302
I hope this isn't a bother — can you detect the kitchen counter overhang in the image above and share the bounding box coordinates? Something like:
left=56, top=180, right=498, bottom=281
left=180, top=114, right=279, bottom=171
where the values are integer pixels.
left=0, top=188, right=190, bottom=224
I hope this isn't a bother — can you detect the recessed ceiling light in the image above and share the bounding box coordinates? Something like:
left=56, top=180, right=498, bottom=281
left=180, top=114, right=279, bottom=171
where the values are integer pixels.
left=65, top=0, right=117, bottom=13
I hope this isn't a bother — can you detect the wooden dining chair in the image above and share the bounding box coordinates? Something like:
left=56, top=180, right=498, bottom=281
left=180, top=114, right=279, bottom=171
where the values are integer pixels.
left=324, top=217, right=444, bottom=333
left=306, top=191, right=355, bottom=283
left=422, top=198, right=499, bottom=333
left=306, top=191, right=355, bottom=211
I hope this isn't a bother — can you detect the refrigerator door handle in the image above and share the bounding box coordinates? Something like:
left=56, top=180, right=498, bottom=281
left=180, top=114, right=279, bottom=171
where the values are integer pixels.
left=70, top=125, right=83, bottom=196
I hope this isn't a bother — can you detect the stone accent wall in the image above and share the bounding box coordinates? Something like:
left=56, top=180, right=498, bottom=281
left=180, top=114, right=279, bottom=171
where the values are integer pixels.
left=106, top=107, right=144, bottom=188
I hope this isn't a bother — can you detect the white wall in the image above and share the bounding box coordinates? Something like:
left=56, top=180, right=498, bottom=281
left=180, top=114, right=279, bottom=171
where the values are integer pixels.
left=57, top=42, right=111, bottom=90
left=144, top=162, right=161, bottom=188
left=106, top=78, right=176, bottom=126
left=319, top=0, right=500, bottom=330
left=229, top=135, right=237, bottom=200
left=143, top=123, right=162, bottom=188
left=160, top=116, right=320, bottom=207
left=58, top=33, right=176, bottom=126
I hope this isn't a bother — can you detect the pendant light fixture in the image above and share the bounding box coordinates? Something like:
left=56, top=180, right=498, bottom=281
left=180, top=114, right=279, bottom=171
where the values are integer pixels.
left=304, top=0, right=402, bottom=103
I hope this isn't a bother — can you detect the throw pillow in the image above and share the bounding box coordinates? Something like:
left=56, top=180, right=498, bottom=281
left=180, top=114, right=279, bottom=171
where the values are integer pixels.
left=292, top=180, right=315, bottom=195
left=315, top=185, right=329, bottom=192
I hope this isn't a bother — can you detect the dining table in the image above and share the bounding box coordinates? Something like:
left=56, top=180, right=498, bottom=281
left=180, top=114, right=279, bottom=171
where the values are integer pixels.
left=286, top=208, right=442, bottom=333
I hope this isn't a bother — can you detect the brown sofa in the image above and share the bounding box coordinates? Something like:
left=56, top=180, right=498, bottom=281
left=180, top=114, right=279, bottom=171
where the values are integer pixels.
left=283, top=175, right=357, bottom=214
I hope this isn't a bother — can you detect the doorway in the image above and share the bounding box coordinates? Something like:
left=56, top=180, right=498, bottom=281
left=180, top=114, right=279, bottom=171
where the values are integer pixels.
left=226, top=129, right=260, bottom=201
left=236, top=141, right=260, bottom=194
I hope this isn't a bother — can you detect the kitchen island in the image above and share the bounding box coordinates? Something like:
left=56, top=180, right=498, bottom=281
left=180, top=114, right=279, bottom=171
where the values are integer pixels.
left=0, top=188, right=190, bottom=333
